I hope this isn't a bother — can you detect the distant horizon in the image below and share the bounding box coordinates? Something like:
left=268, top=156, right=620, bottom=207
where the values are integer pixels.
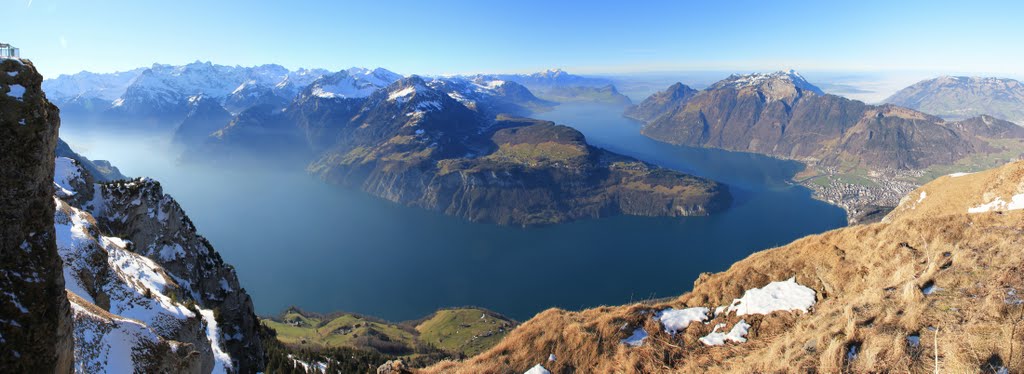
left=35, top=59, right=1024, bottom=82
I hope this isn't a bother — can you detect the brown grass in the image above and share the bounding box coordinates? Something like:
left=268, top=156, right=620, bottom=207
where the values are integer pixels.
left=422, top=162, right=1024, bottom=373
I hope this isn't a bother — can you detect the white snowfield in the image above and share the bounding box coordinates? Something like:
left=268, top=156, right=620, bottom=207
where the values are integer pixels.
left=699, top=320, right=751, bottom=346
left=967, top=194, right=1024, bottom=214
left=656, top=307, right=710, bottom=334
left=726, top=277, right=817, bottom=316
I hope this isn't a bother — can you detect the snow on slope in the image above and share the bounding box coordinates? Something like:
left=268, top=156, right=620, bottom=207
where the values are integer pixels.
left=309, top=67, right=403, bottom=99
left=54, top=157, right=82, bottom=197
left=53, top=159, right=234, bottom=373
left=726, top=277, right=817, bottom=316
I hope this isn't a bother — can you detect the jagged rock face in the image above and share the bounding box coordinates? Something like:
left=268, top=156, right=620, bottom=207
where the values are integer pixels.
left=624, top=82, right=698, bottom=123
left=54, top=191, right=213, bottom=373
left=83, top=177, right=264, bottom=372
left=427, top=160, right=1024, bottom=373
left=637, top=72, right=1020, bottom=170
left=0, top=58, right=75, bottom=373
left=884, top=76, right=1024, bottom=125
left=172, top=95, right=234, bottom=147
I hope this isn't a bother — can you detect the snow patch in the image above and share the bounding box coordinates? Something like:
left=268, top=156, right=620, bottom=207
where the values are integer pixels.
left=524, top=364, right=551, bottom=374
left=6, top=84, right=25, bottom=100
left=388, top=85, right=419, bottom=101
left=948, top=172, right=973, bottom=178
left=967, top=194, right=1024, bottom=214
left=53, top=157, right=82, bottom=197
left=200, top=308, right=234, bottom=373
left=621, top=327, right=648, bottom=347
left=699, top=320, right=750, bottom=346
left=727, top=277, right=816, bottom=316
left=916, top=191, right=927, bottom=204
left=656, top=307, right=709, bottom=334
left=157, top=243, right=185, bottom=261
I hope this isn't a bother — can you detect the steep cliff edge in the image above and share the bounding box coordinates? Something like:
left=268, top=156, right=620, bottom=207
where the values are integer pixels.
left=3, top=58, right=264, bottom=372
left=426, top=161, right=1024, bottom=373
left=0, top=58, right=75, bottom=372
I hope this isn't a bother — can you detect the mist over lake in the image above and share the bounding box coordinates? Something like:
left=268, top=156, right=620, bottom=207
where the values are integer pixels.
left=59, top=103, right=846, bottom=321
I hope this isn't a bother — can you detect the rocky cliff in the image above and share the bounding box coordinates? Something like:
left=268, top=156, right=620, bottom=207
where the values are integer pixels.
left=3, top=58, right=264, bottom=373
left=0, top=57, right=75, bottom=373
left=426, top=160, right=1024, bottom=373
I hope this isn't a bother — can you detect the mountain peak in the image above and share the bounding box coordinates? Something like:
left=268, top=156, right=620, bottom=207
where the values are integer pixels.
left=710, top=70, right=824, bottom=99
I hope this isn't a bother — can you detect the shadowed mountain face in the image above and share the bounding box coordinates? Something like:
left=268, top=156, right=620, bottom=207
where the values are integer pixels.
left=1, top=57, right=75, bottom=374
left=633, top=71, right=1024, bottom=170
left=884, top=76, right=1024, bottom=125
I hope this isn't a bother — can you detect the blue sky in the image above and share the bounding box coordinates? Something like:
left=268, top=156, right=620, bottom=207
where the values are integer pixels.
left=7, top=0, right=1024, bottom=78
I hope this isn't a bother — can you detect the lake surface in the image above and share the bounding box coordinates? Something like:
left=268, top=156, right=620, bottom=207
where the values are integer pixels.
left=60, top=103, right=846, bottom=321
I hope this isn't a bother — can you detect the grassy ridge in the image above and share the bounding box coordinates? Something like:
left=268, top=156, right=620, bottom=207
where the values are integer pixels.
left=262, top=307, right=516, bottom=359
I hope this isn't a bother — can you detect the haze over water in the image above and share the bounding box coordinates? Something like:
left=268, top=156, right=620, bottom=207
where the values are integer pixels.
left=60, top=103, right=846, bottom=321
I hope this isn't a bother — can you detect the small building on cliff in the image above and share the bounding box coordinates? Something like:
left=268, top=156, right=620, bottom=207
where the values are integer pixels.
left=0, top=43, right=20, bottom=59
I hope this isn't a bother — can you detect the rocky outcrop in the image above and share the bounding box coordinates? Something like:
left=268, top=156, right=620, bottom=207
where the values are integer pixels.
left=427, top=160, right=1024, bottom=373
left=82, top=177, right=265, bottom=372
left=0, top=58, right=75, bottom=373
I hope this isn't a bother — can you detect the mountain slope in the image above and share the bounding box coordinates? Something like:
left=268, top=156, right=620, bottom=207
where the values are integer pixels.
left=306, top=77, right=731, bottom=225
left=633, top=70, right=1024, bottom=222
left=427, top=160, right=1024, bottom=373
left=884, top=76, right=1024, bottom=125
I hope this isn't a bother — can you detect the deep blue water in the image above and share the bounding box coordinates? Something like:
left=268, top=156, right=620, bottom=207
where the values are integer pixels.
left=60, top=103, right=846, bottom=321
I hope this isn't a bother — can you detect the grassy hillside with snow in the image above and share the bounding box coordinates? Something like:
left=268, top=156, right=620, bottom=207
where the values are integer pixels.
left=426, top=161, right=1024, bottom=373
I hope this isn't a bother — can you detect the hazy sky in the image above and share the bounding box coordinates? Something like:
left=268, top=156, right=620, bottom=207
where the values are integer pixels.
left=7, top=0, right=1024, bottom=79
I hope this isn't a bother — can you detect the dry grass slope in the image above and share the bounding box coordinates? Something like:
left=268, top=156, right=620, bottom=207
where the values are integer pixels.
left=424, top=161, right=1024, bottom=373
